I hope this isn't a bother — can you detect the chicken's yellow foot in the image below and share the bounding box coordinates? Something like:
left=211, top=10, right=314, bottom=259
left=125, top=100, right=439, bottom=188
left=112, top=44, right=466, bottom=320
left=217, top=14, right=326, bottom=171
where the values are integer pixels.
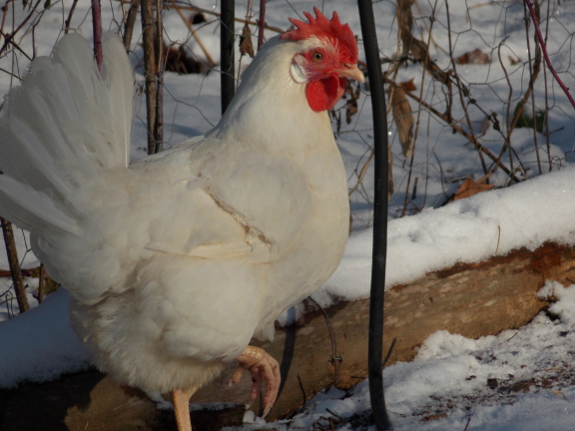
left=172, top=386, right=198, bottom=431
left=229, top=345, right=280, bottom=418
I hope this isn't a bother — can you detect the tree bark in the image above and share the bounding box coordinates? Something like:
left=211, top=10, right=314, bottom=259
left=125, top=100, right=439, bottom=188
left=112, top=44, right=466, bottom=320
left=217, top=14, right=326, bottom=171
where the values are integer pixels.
left=220, top=0, right=235, bottom=113
left=91, top=0, right=103, bottom=74
left=141, top=0, right=158, bottom=155
left=1, top=217, right=28, bottom=313
left=153, top=0, right=164, bottom=154
left=123, top=0, right=141, bottom=51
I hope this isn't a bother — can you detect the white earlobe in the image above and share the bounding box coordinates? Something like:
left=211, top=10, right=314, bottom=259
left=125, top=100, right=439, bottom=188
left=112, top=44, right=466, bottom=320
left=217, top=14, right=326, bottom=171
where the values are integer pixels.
left=290, top=61, right=307, bottom=84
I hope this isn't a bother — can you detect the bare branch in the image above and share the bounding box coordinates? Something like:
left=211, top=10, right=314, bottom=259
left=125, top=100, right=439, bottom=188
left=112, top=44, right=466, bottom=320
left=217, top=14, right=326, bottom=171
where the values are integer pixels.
left=1, top=218, right=28, bottom=314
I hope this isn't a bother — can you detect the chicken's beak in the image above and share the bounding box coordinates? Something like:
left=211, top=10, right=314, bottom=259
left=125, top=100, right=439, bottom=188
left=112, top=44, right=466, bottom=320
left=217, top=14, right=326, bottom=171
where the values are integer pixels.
left=339, top=64, right=365, bottom=83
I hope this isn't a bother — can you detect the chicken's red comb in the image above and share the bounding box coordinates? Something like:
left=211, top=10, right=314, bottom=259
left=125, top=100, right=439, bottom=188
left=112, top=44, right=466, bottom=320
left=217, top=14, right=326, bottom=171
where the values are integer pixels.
left=280, top=8, right=358, bottom=61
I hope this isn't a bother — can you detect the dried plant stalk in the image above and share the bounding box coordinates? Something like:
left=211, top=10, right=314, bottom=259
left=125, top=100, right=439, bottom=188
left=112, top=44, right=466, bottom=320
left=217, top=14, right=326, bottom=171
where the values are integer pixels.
left=123, top=0, right=141, bottom=50
left=169, top=0, right=217, bottom=67
left=141, top=0, right=158, bottom=155
left=388, top=82, right=414, bottom=159
left=1, top=218, right=28, bottom=313
left=396, top=0, right=415, bottom=56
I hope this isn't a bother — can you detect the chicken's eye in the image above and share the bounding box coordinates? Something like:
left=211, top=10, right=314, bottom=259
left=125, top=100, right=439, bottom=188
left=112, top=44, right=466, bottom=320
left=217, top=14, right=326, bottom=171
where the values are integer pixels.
left=312, top=51, right=324, bottom=61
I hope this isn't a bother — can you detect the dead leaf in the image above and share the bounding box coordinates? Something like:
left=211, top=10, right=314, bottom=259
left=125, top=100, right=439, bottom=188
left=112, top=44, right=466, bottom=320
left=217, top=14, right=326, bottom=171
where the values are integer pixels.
left=421, top=413, right=448, bottom=422
left=509, top=55, right=520, bottom=66
left=346, top=99, right=358, bottom=124
left=188, top=12, right=206, bottom=25
left=399, top=78, right=416, bottom=92
left=389, top=83, right=414, bottom=159
left=163, top=42, right=205, bottom=75
left=239, top=23, right=255, bottom=58
left=396, top=0, right=415, bottom=55
left=410, top=38, right=450, bottom=84
left=480, top=115, right=490, bottom=135
left=344, top=83, right=361, bottom=124
left=509, top=379, right=536, bottom=393
left=457, top=48, right=490, bottom=65
left=453, top=178, right=494, bottom=201
left=395, top=0, right=449, bottom=85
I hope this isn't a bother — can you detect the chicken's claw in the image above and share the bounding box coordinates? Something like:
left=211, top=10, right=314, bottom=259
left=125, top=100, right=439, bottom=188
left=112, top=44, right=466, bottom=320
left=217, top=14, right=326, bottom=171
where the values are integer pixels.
left=229, top=345, right=280, bottom=418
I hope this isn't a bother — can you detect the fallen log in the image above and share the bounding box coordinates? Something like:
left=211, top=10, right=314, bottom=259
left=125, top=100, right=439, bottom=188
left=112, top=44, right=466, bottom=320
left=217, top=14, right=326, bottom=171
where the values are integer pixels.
left=2, top=242, right=574, bottom=430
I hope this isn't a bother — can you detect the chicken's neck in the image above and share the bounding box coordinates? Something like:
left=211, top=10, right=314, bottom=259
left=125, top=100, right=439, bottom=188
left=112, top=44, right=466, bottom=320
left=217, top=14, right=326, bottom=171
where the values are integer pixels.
left=207, top=37, right=335, bottom=163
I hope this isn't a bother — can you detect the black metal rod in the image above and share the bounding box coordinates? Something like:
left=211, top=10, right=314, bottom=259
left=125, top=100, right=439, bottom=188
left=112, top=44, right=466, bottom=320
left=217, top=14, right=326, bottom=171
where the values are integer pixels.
left=220, top=0, right=235, bottom=114
left=357, top=1, right=392, bottom=430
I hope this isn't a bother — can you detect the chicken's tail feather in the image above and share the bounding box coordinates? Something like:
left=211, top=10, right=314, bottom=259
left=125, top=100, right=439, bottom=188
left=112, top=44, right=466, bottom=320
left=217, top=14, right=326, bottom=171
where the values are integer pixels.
left=0, top=33, right=134, bottom=233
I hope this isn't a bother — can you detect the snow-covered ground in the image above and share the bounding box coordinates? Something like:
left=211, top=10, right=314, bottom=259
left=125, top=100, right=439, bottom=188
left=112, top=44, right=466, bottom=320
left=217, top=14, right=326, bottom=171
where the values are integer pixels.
left=245, top=281, right=575, bottom=431
left=1, top=0, right=575, bottom=430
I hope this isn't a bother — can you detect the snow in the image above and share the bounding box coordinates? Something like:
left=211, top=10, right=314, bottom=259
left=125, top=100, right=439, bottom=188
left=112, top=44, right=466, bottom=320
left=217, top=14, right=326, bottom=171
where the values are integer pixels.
left=258, top=282, right=575, bottom=431
left=0, top=289, right=90, bottom=387
left=1, top=0, right=575, bottom=430
left=320, top=166, right=575, bottom=304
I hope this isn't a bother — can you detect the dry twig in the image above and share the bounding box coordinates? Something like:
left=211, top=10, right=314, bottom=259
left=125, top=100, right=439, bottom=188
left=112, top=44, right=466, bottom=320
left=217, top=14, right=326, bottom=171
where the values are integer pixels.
left=169, top=0, right=216, bottom=67
left=0, top=218, right=28, bottom=313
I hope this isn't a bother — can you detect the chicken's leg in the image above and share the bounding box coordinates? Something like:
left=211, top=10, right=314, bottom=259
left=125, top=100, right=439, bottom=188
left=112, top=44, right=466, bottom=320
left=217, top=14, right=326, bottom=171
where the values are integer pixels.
left=229, top=345, right=280, bottom=418
left=172, top=386, right=198, bottom=431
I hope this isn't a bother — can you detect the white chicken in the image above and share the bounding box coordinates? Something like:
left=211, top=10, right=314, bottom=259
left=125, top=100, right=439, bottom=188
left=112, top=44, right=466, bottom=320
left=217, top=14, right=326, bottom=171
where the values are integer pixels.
left=0, top=8, right=363, bottom=431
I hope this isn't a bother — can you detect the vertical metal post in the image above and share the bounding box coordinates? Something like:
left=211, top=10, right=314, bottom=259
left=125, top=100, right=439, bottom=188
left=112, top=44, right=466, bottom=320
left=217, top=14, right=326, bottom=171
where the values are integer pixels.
left=221, top=0, right=235, bottom=114
left=357, top=1, right=392, bottom=430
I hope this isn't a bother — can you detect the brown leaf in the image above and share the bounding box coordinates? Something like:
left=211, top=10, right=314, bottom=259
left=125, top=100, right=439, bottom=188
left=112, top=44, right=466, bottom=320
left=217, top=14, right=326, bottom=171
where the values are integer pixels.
left=163, top=42, right=205, bottom=75
left=457, top=48, right=490, bottom=65
left=398, top=78, right=416, bottom=92
left=453, top=178, right=494, bottom=201
left=552, top=390, right=566, bottom=399
left=239, top=23, right=255, bottom=58
left=409, top=38, right=429, bottom=62
left=188, top=12, right=206, bottom=25
left=346, top=100, right=358, bottom=124
left=396, top=0, right=415, bottom=55
left=421, top=413, right=448, bottom=422
left=410, top=38, right=449, bottom=84
left=389, top=84, right=414, bottom=159
left=395, top=0, right=450, bottom=85
left=344, top=83, right=361, bottom=124
left=509, top=379, right=536, bottom=393
left=509, top=55, right=520, bottom=66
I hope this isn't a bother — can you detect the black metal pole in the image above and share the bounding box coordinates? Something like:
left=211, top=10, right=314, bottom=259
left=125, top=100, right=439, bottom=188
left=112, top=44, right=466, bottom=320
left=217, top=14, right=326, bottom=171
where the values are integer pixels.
left=357, top=1, right=392, bottom=430
left=220, top=0, right=235, bottom=114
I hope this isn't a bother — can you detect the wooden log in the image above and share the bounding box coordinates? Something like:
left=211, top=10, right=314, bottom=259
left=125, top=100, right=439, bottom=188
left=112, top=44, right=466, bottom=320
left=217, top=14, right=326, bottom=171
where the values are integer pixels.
left=193, top=242, right=575, bottom=420
left=1, top=242, right=574, bottom=430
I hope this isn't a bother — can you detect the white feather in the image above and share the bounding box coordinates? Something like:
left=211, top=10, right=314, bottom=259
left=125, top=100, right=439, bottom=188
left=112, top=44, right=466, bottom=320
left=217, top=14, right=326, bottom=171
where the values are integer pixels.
left=0, top=32, right=350, bottom=395
left=0, top=176, right=78, bottom=233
